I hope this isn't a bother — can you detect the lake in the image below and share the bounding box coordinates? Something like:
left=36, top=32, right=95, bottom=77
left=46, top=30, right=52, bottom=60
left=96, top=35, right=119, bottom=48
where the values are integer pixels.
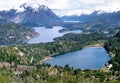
left=27, top=26, right=82, bottom=44
left=28, top=26, right=111, bottom=69
left=44, top=47, right=111, bottom=69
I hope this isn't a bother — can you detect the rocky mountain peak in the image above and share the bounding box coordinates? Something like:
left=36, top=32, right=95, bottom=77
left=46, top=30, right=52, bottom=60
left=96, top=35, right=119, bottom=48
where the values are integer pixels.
left=0, top=3, right=62, bottom=27
left=20, top=3, right=50, bottom=12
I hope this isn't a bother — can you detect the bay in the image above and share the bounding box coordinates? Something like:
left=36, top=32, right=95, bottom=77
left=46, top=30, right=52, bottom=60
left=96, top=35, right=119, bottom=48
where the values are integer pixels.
left=44, top=47, right=111, bottom=69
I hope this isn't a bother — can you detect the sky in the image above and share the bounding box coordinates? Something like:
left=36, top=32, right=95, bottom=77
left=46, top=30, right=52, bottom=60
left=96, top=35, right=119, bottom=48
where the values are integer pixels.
left=0, top=0, right=120, bottom=16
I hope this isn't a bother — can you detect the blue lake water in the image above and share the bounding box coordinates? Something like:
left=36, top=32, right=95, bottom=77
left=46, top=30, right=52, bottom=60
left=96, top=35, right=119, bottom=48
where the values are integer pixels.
left=44, top=47, right=111, bottom=69
left=27, top=26, right=111, bottom=70
left=27, top=26, right=82, bottom=44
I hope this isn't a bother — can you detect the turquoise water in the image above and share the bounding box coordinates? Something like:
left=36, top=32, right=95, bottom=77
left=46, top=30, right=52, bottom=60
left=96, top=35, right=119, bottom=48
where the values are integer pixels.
left=44, top=47, right=111, bottom=69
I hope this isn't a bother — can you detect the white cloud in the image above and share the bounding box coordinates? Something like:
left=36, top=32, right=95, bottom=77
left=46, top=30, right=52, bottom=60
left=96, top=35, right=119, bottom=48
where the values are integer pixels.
left=0, top=0, right=28, bottom=10
left=0, top=0, right=120, bottom=16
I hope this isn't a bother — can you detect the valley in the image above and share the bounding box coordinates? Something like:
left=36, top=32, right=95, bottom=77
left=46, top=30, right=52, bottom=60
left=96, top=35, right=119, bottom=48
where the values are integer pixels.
left=0, top=2, right=119, bottom=83
left=0, top=29, right=117, bottom=82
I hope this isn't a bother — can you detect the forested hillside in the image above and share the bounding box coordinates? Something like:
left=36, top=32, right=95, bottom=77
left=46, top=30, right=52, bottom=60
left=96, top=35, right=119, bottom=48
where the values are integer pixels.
left=0, top=32, right=107, bottom=65
left=104, top=31, right=120, bottom=71
left=0, top=30, right=119, bottom=83
left=0, top=23, right=38, bottom=45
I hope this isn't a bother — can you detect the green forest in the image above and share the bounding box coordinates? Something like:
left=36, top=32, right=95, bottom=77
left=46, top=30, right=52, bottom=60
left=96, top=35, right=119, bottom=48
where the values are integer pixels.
left=104, top=31, right=120, bottom=71
left=0, top=23, right=38, bottom=45
left=0, top=23, right=120, bottom=83
left=0, top=31, right=120, bottom=83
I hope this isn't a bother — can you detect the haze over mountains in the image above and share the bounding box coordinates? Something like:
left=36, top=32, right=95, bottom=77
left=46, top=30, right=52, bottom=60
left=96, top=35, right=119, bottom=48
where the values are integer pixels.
left=0, top=3, right=120, bottom=27
left=0, top=1, right=120, bottom=82
left=61, top=10, right=120, bottom=23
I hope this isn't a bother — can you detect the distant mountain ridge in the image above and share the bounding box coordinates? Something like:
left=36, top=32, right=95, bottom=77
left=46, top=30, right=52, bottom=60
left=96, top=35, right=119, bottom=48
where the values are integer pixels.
left=0, top=4, right=62, bottom=27
left=61, top=11, right=120, bottom=23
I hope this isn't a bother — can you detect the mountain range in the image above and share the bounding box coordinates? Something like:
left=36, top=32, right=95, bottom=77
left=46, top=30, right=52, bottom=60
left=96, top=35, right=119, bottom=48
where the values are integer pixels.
left=61, top=11, right=120, bottom=23
left=0, top=3, right=62, bottom=27
left=0, top=3, right=120, bottom=28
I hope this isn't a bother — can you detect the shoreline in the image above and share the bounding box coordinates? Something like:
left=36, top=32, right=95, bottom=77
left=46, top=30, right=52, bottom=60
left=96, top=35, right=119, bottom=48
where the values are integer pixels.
left=84, top=43, right=104, bottom=48
left=40, top=56, right=53, bottom=64
left=109, top=52, right=116, bottom=57
left=41, top=43, right=105, bottom=64
left=41, top=44, right=111, bottom=70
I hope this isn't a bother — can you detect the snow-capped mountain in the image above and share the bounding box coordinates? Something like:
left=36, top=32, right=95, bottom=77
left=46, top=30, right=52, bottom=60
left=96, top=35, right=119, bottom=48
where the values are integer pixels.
left=61, top=10, right=120, bottom=22
left=0, top=3, right=62, bottom=27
